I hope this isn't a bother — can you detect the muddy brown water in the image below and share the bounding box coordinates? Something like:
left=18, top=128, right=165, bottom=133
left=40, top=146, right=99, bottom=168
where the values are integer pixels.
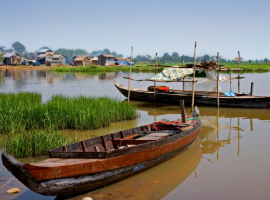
left=0, top=70, right=270, bottom=200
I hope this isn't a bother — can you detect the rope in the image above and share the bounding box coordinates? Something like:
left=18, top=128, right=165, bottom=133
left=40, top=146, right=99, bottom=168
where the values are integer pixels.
left=187, top=116, right=201, bottom=121
left=0, top=177, right=15, bottom=189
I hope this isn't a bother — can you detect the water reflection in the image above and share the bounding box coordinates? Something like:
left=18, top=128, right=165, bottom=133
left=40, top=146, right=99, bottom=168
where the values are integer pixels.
left=0, top=70, right=270, bottom=200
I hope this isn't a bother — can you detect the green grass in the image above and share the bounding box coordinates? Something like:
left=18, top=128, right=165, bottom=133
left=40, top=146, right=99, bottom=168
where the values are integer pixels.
left=51, top=64, right=164, bottom=73
left=4, top=130, right=76, bottom=158
left=219, top=62, right=270, bottom=71
left=0, top=92, right=138, bottom=133
left=51, top=62, right=270, bottom=72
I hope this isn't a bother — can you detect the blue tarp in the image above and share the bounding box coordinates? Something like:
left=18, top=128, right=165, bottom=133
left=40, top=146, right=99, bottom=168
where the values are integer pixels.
left=116, top=60, right=135, bottom=66
left=223, top=91, right=235, bottom=97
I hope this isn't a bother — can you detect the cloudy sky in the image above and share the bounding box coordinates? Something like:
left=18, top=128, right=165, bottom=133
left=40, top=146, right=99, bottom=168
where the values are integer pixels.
left=1, top=0, right=269, bottom=60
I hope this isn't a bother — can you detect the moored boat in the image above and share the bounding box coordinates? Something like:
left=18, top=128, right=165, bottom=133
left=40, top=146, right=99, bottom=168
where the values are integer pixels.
left=114, top=82, right=270, bottom=108
left=2, top=109, right=201, bottom=196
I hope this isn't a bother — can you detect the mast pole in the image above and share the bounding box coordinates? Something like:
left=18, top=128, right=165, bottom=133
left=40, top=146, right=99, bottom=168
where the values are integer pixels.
left=238, top=51, right=241, bottom=94
left=217, top=52, right=220, bottom=108
left=154, top=53, right=157, bottom=101
left=127, top=47, right=133, bottom=103
left=182, top=55, right=185, bottom=91
left=191, top=41, right=196, bottom=111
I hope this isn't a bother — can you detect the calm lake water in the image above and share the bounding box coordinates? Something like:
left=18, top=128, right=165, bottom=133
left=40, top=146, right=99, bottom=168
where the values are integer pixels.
left=0, top=69, right=270, bottom=200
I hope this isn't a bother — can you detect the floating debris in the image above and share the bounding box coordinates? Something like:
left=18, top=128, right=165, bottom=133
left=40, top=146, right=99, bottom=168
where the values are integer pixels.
left=7, top=188, right=21, bottom=194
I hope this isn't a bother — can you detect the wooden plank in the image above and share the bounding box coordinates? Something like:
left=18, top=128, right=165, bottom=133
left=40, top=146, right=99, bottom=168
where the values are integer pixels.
left=136, top=137, right=163, bottom=140
left=81, top=141, right=87, bottom=152
left=145, top=133, right=170, bottom=137
left=111, top=139, right=155, bottom=145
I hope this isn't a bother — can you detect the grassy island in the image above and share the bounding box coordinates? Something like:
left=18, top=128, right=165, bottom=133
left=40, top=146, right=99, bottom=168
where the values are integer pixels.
left=0, top=92, right=138, bottom=157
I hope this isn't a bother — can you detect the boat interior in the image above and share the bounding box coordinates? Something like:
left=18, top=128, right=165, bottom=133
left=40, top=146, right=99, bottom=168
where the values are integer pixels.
left=49, top=122, right=194, bottom=156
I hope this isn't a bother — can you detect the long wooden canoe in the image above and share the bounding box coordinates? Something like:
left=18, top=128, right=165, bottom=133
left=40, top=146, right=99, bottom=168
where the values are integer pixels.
left=2, top=113, right=201, bottom=196
left=114, top=82, right=270, bottom=108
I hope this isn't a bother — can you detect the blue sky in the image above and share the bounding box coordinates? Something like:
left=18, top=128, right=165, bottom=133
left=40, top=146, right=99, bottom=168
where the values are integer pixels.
left=1, top=0, right=269, bottom=60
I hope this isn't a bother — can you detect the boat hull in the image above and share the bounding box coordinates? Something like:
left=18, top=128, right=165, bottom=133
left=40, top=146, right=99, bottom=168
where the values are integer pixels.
left=114, top=82, right=270, bottom=108
left=2, top=137, right=199, bottom=196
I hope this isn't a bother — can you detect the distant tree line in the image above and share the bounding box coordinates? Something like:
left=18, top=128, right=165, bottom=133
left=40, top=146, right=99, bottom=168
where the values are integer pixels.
left=1, top=42, right=269, bottom=64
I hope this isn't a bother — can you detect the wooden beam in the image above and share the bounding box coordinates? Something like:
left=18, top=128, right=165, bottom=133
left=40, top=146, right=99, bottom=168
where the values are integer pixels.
left=128, top=47, right=133, bottom=103
left=123, top=77, right=197, bottom=83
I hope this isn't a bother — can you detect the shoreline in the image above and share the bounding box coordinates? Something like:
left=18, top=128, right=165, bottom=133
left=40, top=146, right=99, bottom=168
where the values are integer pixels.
left=1, top=63, right=270, bottom=72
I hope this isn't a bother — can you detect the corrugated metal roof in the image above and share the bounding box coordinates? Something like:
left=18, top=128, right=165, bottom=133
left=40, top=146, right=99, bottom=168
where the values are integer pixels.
left=38, top=49, right=52, bottom=53
left=53, top=54, right=66, bottom=58
left=37, top=54, right=51, bottom=58
left=4, top=53, right=16, bottom=58
left=91, top=57, right=98, bottom=61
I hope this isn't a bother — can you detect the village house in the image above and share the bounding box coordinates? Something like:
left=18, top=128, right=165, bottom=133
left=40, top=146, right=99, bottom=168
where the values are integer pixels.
left=37, top=54, right=53, bottom=65
left=73, top=55, right=92, bottom=66
left=91, top=57, right=98, bottom=65
left=97, top=55, right=116, bottom=66
left=48, top=54, right=66, bottom=66
left=3, top=53, right=22, bottom=65
left=0, top=48, right=4, bottom=65
left=37, top=49, right=54, bottom=56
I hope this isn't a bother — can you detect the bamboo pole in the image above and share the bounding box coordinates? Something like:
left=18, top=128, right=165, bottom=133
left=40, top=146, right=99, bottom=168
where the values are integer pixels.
left=191, top=41, right=196, bottom=111
left=238, top=51, right=241, bottom=94
left=154, top=53, right=157, bottom=101
left=182, top=55, right=185, bottom=91
left=217, top=52, right=220, bottom=108
left=127, top=47, right=133, bottom=103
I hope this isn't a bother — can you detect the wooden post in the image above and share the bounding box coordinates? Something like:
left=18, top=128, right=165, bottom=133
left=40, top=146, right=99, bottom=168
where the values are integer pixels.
left=182, top=55, right=184, bottom=66
left=154, top=53, right=158, bottom=101
left=216, top=108, right=219, bottom=161
left=238, top=51, right=241, bottom=94
left=191, top=41, right=196, bottom=111
left=127, top=47, right=133, bottom=103
left=182, top=55, right=185, bottom=91
left=180, top=100, right=186, bottom=123
left=250, top=118, right=253, bottom=131
left=250, top=82, right=254, bottom=96
left=217, top=52, right=220, bottom=108
left=229, top=69, right=232, bottom=91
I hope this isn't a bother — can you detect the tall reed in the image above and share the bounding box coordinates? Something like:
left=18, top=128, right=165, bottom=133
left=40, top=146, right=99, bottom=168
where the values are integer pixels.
left=4, top=130, right=76, bottom=158
left=0, top=93, right=138, bottom=133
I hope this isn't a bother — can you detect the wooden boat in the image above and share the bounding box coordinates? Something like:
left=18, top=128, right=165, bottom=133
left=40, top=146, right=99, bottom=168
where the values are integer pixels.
left=2, top=111, right=201, bottom=196
left=114, top=82, right=270, bottom=108
left=66, top=140, right=201, bottom=200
